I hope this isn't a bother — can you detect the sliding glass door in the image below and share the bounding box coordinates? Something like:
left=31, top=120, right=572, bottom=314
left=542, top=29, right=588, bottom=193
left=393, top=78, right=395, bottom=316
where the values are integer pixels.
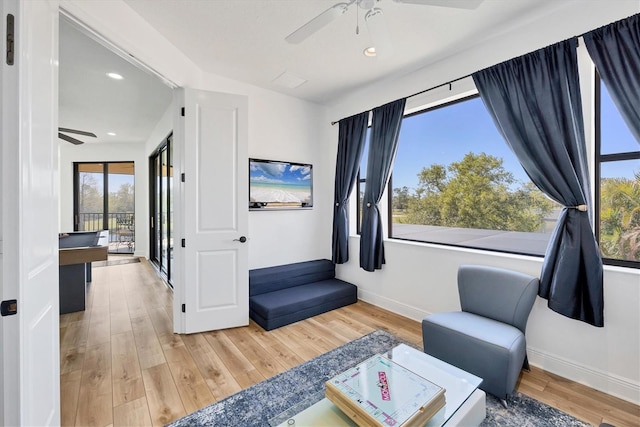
left=149, top=134, right=173, bottom=286
left=74, top=162, right=135, bottom=254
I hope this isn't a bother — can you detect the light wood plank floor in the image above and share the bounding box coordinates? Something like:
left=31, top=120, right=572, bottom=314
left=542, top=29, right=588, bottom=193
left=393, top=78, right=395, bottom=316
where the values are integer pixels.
left=59, top=258, right=640, bottom=426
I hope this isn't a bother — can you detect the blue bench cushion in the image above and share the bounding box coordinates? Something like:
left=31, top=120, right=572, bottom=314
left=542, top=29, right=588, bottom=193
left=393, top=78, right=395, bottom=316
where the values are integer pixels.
left=248, top=259, right=358, bottom=331
left=250, top=279, right=356, bottom=320
left=249, top=259, right=335, bottom=296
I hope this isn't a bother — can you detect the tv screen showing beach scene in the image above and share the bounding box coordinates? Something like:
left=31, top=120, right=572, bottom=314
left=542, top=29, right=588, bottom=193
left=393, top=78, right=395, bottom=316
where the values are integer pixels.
left=249, top=158, right=313, bottom=209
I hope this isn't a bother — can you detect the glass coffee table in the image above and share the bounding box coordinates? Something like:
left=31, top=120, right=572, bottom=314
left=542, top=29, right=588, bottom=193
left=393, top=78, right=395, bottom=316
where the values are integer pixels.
left=270, top=344, right=485, bottom=427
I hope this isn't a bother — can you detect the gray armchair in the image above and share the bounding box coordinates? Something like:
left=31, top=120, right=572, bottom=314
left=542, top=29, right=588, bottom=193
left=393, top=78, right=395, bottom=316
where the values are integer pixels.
left=422, top=265, right=539, bottom=407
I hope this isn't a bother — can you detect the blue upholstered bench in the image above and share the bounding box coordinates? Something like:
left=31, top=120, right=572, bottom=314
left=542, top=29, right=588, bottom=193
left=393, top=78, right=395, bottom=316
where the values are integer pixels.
left=249, top=259, right=358, bottom=331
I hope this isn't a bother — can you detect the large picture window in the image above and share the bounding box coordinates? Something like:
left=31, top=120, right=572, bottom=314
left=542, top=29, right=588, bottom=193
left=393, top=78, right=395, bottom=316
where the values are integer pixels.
left=389, top=95, right=559, bottom=255
left=596, top=77, right=640, bottom=267
left=354, top=75, right=639, bottom=269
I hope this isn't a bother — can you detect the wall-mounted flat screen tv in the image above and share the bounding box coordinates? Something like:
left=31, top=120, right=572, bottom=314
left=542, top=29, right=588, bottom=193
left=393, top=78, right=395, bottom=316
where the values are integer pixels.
left=249, top=158, right=313, bottom=210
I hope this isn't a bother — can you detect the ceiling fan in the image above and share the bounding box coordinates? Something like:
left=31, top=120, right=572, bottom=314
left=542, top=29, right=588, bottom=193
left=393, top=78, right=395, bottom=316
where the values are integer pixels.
left=285, top=0, right=484, bottom=56
left=58, top=127, right=97, bottom=145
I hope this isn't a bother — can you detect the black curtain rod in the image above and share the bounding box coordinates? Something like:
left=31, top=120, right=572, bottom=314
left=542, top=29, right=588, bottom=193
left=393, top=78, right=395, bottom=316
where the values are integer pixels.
left=329, top=73, right=471, bottom=126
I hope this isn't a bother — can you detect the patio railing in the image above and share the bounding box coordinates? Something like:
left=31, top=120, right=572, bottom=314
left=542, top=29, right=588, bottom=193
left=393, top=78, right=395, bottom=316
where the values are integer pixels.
left=77, top=212, right=135, bottom=253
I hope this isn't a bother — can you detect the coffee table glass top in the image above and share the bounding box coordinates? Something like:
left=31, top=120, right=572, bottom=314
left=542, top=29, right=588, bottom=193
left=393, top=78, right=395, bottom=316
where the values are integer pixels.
left=269, top=343, right=482, bottom=426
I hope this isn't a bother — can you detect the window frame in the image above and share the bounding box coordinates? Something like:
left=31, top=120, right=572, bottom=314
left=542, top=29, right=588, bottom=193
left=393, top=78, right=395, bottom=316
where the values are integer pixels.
left=356, top=170, right=364, bottom=235
left=149, top=133, right=175, bottom=286
left=594, top=73, right=640, bottom=269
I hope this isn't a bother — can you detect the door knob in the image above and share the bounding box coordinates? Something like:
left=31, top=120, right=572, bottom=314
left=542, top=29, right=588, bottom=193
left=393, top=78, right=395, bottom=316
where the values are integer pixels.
left=234, top=236, right=247, bottom=243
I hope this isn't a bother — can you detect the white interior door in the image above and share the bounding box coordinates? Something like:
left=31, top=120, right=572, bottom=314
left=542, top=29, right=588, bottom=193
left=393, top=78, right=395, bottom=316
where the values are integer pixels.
left=1, top=0, right=60, bottom=425
left=173, top=88, right=249, bottom=334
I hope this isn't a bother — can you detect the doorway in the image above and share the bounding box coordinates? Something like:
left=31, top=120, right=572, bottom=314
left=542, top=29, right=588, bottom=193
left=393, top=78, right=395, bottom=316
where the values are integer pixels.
left=149, top=135, right=174, bottom=285
left=73, top=161, right=135, bottom=254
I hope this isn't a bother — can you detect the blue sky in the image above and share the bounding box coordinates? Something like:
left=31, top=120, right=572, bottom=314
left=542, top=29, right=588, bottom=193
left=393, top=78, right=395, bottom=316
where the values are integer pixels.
left=362, top=86, right=638, bottom=191
left=250, top=160, right=312, bottom=186
left=392, top=96, right=526, bottom=190
left=108, top=173, right=134, bottom=191
left=600, top=82, right=640, bottom=170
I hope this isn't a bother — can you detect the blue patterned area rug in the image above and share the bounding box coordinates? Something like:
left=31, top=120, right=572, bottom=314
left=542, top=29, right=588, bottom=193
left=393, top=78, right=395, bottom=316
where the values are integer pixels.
left=167, top=330, right=588, bottom=427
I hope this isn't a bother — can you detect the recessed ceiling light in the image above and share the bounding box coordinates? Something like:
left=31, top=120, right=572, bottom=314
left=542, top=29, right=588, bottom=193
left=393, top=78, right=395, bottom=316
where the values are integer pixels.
left=106, top=72, right=124, bottom=80
left=107, top=132, right=116, bottom=136
left=363, top=47, right=377, bottom=57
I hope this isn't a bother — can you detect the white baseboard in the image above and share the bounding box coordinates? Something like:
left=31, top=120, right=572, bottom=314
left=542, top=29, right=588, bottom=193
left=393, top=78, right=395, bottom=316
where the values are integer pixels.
left=357, top=289, right=640, bottom=406
left=527, top=347, right=640, bottom=406
left=357, top=289, right=431, bottom=323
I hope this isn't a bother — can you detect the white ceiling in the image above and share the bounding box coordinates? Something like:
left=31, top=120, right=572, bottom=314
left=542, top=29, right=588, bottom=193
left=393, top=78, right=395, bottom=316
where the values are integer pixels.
left=121, top=0, right=565, bottom=104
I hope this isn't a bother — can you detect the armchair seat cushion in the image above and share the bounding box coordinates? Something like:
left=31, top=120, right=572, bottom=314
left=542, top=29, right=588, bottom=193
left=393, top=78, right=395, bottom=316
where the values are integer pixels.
left=424, top=312, right=524, bottom=352
left=423, top=311, right=526, bottom=400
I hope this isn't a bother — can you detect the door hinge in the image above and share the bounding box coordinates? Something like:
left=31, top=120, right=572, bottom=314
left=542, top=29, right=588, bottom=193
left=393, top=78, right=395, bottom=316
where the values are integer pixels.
left=181, top=304, right=186, bottom=313
left=1, top=299, right=17, bottom=316
left=181, top=238, right=186, bottom=247
left=6, top=14, right=15, bottom=66
left=181, top=173, right=185, bottom=182
left=181, top=107, right=185, bottom=117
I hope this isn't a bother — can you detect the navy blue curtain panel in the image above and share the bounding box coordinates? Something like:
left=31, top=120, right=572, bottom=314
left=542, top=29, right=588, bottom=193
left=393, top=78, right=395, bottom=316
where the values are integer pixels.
left=332, top=112, right=369, bottom=264
left=360, top=98, right=406, bottom=272
left=473, top=39, right=604, bottom=327
left=584, top=14, right=640, bottom=144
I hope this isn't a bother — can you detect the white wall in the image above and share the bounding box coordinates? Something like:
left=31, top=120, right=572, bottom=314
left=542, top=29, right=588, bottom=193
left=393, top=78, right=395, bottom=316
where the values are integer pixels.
left=325, top=0, right=640, bottom=404
left=243, top=92, right=331, bottom=269
left=145, top=104, right=173, bottom=155
left=59, top=141, right=150, bottom=257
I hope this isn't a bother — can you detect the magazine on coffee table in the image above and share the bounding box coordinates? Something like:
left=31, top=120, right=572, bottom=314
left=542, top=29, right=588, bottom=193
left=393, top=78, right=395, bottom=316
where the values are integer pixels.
left=325, top=354, right=446, bottom=427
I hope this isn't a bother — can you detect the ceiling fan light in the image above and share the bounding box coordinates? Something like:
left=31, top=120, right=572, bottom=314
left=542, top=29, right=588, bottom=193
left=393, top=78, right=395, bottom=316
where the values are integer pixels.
left=365, top=8, right=393, bottom=58
left=363, top=47, right=377, bottom=57
left=106, top=72, right=124, bottom=80
left=358, top=0, right=376, bottom=10
left=107, top=132, right=116, bottom=136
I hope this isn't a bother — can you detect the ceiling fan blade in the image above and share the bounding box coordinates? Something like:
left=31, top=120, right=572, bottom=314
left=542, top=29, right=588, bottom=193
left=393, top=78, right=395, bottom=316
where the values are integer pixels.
left=58, top=127, right=97, bottom=137
left=365, top=8, right=393, bottom=59
left=392, top=0, right=484, bottom=9
left=285, top=2, right=350, bottom=44
left=58, top=132, right=85, bottom=145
